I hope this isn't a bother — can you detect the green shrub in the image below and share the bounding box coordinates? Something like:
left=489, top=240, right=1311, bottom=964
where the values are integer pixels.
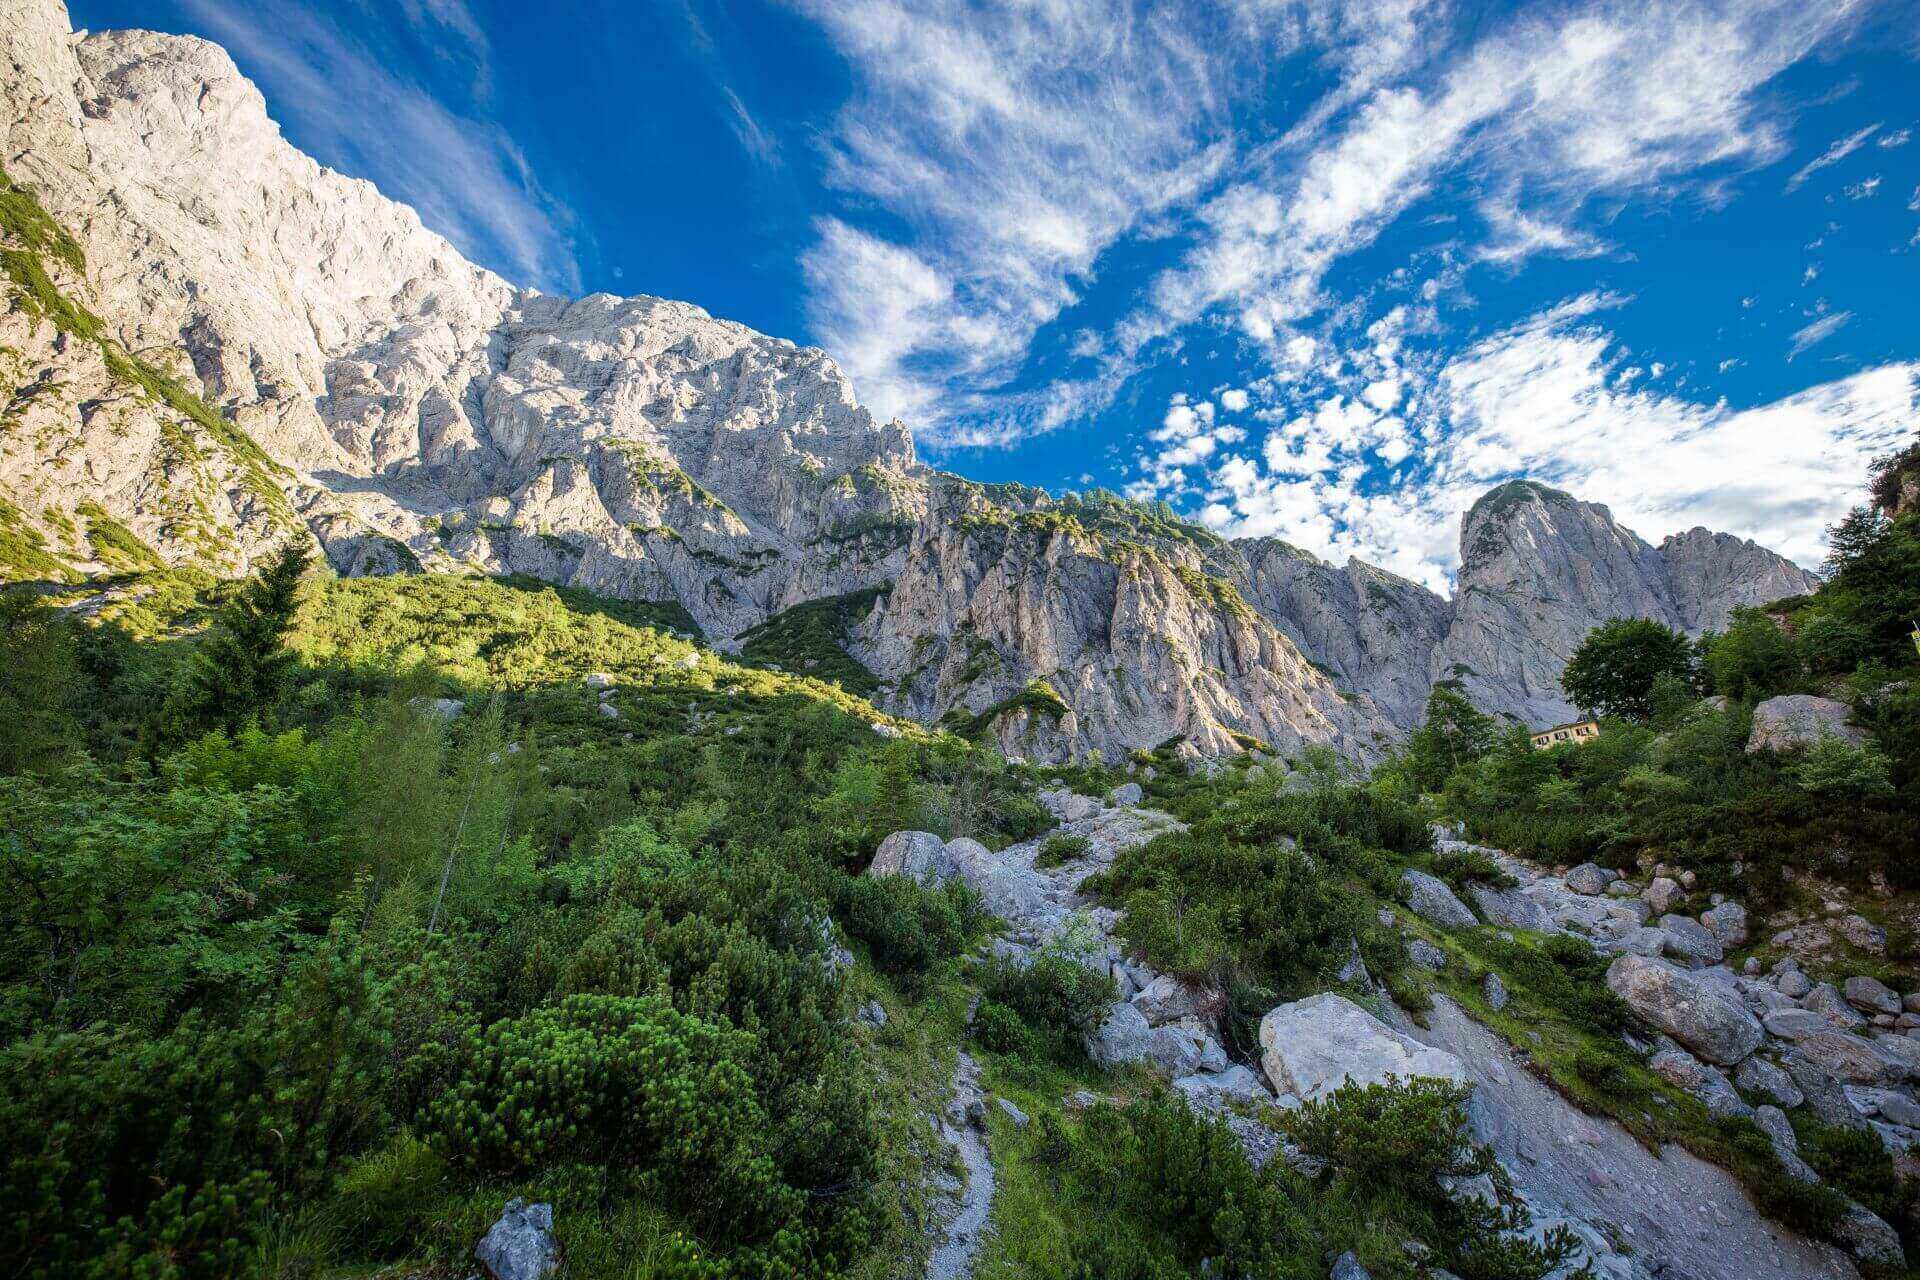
left=1063, top=1096, right=1316, bottom=1279
left=977, top=934, right=1114, bottom=1064
left=1285, top=1078, right=1578, bottom=1280
left=1570, top=1046, right=1631, bottom=1094
left=972, top=999, right=1038, bottom=1057
left=835, top=874, right=981, bottom=981
left=425, top=994, right=799, bottom=1236
left=1036, top=831, right=1093, bottom=868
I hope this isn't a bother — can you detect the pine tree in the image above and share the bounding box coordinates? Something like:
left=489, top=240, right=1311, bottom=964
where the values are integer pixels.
left=165, top=540, right=311, bottom=735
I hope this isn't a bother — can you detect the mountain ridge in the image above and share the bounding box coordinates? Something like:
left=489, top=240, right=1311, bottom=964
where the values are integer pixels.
left=0, top=0, right=1820, bottom=757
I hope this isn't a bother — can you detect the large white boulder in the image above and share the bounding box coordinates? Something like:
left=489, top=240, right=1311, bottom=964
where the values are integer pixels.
left=1746, top=694, right=1868, bottom=754
left=1399, top=869, right=1478, bottom=929
left=1086, top=1001, right=1154, bottom=1067
left=1605, top=955, right=1762, bottom=1066
left=1258, top=993, right=1466, bottom=1101
left=867, top=830, right=950, bottom=883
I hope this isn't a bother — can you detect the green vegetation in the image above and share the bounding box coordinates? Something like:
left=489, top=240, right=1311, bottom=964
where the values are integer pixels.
left=0, top=495, right=75, bottom=581
left=945, top=677, right=1071, bottom=739
left=1559, top=616, right=1700, bottom=720
left=76, top=501, right=167, bottom=574
left=0, top=563, right=1057, bottom=1279
left=737, top=585, right=888, bottom=695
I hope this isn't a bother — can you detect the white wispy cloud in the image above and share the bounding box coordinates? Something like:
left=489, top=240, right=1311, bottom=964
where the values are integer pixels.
left=1788, top=309, right=1853, bottom=359
left=1175, top=300, right=1916, bottom=586
left=1879, top=127, right=1911, bottom=148
left=178, top=0, right=580, bottom=292
left=792, top=0, right=1280, bottom=438
left=794, top=0, right=1870, bottom=452
left=1784, top=121, right=1880, bottom=191
left=1143, top=0, right=1867, bottom=359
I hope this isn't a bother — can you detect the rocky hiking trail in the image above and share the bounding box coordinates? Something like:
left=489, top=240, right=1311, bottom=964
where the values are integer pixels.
left=927, top=1052, right=995, bottom=1280
left=879, top=783, right=1900, bottom=1280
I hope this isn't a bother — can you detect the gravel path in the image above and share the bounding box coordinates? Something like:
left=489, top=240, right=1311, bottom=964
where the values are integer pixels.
left=1409, top=995, right=1859, bottom=1280
left=927, top=1052, right=996, bottom=1280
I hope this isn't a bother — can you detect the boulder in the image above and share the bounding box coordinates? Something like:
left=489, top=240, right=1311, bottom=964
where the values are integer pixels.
left=1467, top=882, right=1553, bottom=933
left=1330, top=1253, right=1371, bottom=1280
left=1845, top=975, right=1902, bottom=1017
left=1754, top=1105, right=1818, bottom=1182
left=1746, top=694, right=1868, bottom=754
left=1794, top=1032, right=1900, bottom=1085
left=1804, top=982, right=1869, bottom=1030
left=1867, top=1032, right=1920, bottom=1079
left=1107, top=781, right=1143, bottom=807
left=1564, top=863, right=1615, bottom=895
left=1650, top=1044, right=1751, bottom=1118
left=1735, top=1056, right=1805, bottom=1109
left=997, top=1097, right=1030, bottom=1128
left=1172, top=1064, right=1275, bottom=1108
left=1399, top=869, right=1478, bottom=929
left=1258, top=993, right=1466, bottom=1101
left=1699, top=902, right=1748, bottom=948
left=1643, top=876, right=1683, bottom=915
left=1776, top=968, right=1813, bottom=999
left=475, top=1199, right=560, bottom=1280
left=1657, top=915, right=1724, bottom=967
left=1836, top=914, right=1889, bottom=953
left=1131, top=974, right=1225, bottom=1026
left=868, top=830, right=950, bottom=883
left=1836, top=1202, right=1906, bottom=1267
left=1146, top=1022, right=1229, bottom=1077
left=1407, top=938, right=1448, bottom=971
left=1482, top=972, right=1509, bottom=1012
left=1783, top=1047, right=1871, bottom=1129
left=1605, top=955, right=1763, bottom=1066
left=1086, top=1001, right=1154, bottom=1067
left=1762, top=1008, right=1835, bottom=1041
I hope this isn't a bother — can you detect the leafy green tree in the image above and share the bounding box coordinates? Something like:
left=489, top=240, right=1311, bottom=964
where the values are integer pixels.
left=1401, top=686, right=1497, bottom=791
left=1703, top=607, right=1803, bottom=702
left=1817, top=505, right=1920, bottom=664
left=164, top=539, right=311, bottom=735
left=1561, top=617, right=1699, bottom=720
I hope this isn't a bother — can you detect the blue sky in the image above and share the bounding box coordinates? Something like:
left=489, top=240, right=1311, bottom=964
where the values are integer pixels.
left=71, top=0, right=1920, bottom=589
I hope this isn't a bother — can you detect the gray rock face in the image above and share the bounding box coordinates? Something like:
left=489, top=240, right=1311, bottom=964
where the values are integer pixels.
left=1258, top=993, right=1466, bottom=1100
left=1427, top=483, right=1817, bottom=727
left=475, top=1199, right=560, bottom=1280
left=1606, top=955, right=1763, bottom=1066
left=1747, top=695, right=1869, bottom=754
left=1407, top=995, right=1856, bottom=1280
left=1399, top=869, right=1479, bottom=929
left=1230, top=539, right=1452, bottom=730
